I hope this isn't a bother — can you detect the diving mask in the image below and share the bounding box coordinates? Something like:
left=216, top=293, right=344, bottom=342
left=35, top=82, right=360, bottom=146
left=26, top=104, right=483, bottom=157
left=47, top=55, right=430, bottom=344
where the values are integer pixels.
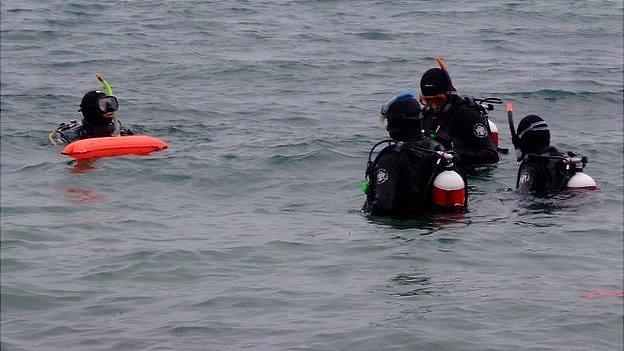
left=97, top=96, right=118, bottom=113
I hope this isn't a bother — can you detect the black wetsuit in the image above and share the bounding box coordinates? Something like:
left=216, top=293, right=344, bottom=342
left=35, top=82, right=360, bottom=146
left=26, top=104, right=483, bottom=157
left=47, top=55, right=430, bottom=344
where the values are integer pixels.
left=516, top=147, right=569, bottom=194
left=422, top=95, right=499, bottom=171
left=363, top=136, right=456, bottom=216
left=54, top=119, right=133, bottom=144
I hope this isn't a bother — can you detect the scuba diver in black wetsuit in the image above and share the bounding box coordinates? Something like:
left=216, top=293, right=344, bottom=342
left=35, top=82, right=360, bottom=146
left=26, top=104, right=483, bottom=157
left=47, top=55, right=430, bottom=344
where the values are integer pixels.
left=362, top=91, right=467, bottom=217
left=508, top=108, right=597, bottom=195
left=418, top=58, right=499, bottom=172
left=49, top=74, right=133, bottom=145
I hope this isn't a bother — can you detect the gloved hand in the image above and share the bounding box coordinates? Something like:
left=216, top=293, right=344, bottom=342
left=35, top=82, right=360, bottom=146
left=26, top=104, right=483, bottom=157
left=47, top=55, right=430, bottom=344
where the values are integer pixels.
left=450, top=150, right=461, bottom=164
left=436, top=150, right=460, bottom=165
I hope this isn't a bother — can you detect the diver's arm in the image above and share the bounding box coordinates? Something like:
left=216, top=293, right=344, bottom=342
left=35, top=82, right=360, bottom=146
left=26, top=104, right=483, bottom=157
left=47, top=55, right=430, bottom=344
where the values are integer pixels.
left=50, top=121, right=86, bottom=144
left=454, top=143, right=499, bottom=168
left=452, top=107, right=499, bottom=167
left=120, top=127, right=134, bottom=136
left=516, top=163, right=538, bottom=193
left=369, top=154, right=401, bottom=216
left=115, top=119, right=133, bottom=136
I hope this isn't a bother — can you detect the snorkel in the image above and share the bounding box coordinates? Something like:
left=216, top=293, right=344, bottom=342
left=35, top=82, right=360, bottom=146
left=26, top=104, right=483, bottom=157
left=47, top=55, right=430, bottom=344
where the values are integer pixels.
left=506, top=102, right=522, bottom=161
left=433, top=57, right=456, bottom=93
left=95, top=73, right=120, bottom=136
left=96, top=74, right=114, bottom=96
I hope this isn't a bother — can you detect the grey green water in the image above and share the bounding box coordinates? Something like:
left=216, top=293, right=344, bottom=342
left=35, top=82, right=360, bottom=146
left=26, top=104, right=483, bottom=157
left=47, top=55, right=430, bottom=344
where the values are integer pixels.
left=1, top=1, right=623, bottom=350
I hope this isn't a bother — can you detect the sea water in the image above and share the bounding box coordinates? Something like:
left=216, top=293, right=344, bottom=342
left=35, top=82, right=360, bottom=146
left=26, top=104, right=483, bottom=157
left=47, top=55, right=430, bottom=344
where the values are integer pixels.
left=1, top=1, right=622, bottom=350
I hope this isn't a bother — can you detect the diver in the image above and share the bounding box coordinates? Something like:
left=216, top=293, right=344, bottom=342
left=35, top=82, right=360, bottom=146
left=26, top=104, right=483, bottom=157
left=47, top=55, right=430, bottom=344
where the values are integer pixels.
left=49, top=74, right=133, bottom=144
left=362, top=91, right=467, bottom=216
left=418, top=58, right=499, bottom=171
left=509, top=111, right=597, bottom=194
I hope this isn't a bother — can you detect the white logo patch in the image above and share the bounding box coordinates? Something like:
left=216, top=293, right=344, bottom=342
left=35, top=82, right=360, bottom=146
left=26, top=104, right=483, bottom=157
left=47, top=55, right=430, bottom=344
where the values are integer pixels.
left=473, top=124, right=488, bottom=138
left=519, top=172, right=530, bottom=185
left=376, top=169, right=389, bottom=184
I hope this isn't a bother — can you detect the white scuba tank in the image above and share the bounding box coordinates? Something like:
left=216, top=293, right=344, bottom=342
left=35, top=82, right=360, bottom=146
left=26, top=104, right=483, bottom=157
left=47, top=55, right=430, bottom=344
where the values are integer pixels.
left=432, top=169, right=466, bottom=208
left=488, top=119, right=499, bottom=149
left=567, top=171, right=597, bottom=189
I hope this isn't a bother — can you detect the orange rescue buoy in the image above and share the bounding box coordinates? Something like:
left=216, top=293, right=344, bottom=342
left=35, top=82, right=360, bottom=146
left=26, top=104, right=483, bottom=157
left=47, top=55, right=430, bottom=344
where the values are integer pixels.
left=61, top=135, right=168, bottom=160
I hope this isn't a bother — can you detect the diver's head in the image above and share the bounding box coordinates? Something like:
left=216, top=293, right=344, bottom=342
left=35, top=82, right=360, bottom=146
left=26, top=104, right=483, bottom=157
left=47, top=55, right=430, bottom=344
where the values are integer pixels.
left=79, top=90, right=118, bottom=126
left=517, top=114, right=550, bottom=157
left=419, top=68, right=453, bottom=112
left=380, top=91, right=423, bottom=140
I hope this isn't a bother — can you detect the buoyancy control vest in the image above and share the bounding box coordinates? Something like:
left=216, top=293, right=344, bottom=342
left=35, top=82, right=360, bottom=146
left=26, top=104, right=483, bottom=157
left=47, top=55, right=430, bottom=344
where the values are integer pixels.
left=424, top=96, right=498, bottom=145
left=516, top=148, right=597, bottom=193
left=51, top=120, right=89, bottom=144
left=50, top=118, right=132, bottom=145
left=363, top=139, right=467, bottom=214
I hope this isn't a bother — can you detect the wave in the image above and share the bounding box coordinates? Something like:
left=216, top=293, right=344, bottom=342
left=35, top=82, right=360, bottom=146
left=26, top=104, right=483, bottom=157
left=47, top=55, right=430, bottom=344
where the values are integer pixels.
left=493, top=89, right=623, bottom=100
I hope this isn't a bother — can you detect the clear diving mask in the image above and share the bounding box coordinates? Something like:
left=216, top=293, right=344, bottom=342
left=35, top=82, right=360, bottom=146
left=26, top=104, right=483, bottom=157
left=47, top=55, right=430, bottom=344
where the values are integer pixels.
left=379, top=90, right=416, bottom=129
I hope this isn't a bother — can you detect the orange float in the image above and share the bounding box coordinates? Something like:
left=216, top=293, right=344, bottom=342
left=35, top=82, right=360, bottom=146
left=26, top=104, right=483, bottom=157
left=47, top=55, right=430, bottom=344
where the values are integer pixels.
left=61, top=135, right=168, bottom=160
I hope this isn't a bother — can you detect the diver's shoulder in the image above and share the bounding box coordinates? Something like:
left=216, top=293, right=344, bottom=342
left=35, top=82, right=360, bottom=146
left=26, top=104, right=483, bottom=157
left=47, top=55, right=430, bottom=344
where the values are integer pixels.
left=544, top=146, right=563, bottom=157
left=53, top=119, right=88, bottom=143
left=55, top=119, right=82, bottom=131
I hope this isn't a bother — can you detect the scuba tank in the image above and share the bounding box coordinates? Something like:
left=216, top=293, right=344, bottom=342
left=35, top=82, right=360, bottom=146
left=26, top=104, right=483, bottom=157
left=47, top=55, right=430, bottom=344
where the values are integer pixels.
left=564, top=155, right=597, bottom=189
left=488, top=119, right=499, bottom=149
left=472, top=97, right=505, bottom=153
left=432, top=151, right=466, bottom=209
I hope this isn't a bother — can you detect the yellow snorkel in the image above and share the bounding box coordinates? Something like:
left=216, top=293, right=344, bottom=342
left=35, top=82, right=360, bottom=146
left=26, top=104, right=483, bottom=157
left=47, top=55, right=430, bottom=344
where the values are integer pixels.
left=96, top=73, right=114, bottom=96
left=95, top=73, right=120, bottom=136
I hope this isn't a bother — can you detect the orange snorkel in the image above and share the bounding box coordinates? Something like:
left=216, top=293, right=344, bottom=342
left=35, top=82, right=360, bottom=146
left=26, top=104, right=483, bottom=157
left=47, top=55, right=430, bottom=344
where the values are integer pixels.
left=433, top=57, right=457, bottom=93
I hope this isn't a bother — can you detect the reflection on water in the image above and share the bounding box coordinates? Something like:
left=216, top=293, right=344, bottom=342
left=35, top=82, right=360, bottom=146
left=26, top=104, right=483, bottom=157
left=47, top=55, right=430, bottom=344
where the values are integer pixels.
left=66, top=159, right=99, bottom=174
left=517, top=189, right=602, bottom=215
left=581, top=290, right=624, bottom=299
left=466, top=167, right=496, bottom=181
left=58, top=186, right=107, bottom=205
left=365, top=211, right=468, bottom=232
left=390, top=271, right=436, bottom=297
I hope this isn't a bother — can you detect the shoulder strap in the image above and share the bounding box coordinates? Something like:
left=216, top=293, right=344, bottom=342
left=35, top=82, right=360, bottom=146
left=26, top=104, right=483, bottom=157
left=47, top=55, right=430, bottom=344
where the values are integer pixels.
left=460, top=95, right=477, bottom=107
left=366, top=141, right=395, bottom=179
left=364, top=141, right=402, bottom=203
left=52, top=120, right=84, bottom=144
left=524, top=153, right=574, bottom=192
left=516, top=158, right=530, bottom=188
left=546, top=157, right=571, bottom=191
